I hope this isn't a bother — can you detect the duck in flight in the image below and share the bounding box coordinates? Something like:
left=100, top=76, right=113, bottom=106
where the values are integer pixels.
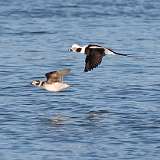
left=31, top=68, right=71, bottom=92
left=69, top=44, right=128, bottom=72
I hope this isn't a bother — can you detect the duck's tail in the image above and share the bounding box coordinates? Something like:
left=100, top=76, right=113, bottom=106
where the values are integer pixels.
left=107, top=48, right=129, bottom=56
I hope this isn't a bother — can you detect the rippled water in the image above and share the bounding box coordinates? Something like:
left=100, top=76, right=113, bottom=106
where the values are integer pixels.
left=0, top=0, right=160, bottom=159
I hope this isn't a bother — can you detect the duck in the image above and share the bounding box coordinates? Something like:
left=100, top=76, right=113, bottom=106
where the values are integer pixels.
left=69, top=44, right=128, bottom=72
left=31, top=68, right=71, bottom=92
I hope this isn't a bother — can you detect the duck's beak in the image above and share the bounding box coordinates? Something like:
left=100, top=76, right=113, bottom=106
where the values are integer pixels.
left=69, top=48, right=72, bottom=52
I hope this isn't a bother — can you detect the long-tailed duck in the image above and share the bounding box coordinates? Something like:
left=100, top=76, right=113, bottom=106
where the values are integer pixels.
left=31, top=68, right=71, bottom=92
left=69, top=44, right=128, bottom=72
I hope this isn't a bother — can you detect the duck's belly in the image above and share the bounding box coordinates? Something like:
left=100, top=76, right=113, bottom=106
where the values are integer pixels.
left=44, top=83, right=70, bottom=92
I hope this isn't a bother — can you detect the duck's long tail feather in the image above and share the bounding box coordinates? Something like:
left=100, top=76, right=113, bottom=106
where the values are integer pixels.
left=108, top=48, right=129, bottom=56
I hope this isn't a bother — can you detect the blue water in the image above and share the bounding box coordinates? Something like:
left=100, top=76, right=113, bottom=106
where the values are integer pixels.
left=0, top=0, right=160, bottom=159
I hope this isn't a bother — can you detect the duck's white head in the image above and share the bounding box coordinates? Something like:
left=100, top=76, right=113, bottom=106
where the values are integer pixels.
left=31, top=80, right=43, bottom=87
left=69, top=44, right=83, bottom=53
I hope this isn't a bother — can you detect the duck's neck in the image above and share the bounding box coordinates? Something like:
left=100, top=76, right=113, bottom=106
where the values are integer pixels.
left=80, top=45, right=87, bottom=54
left=38, top=81, right=45, bottom=87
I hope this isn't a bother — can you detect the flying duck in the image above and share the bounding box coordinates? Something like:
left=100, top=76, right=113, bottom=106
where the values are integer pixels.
left=31, top=68, right=71, bottom=92
left=69, top=44, right=128, bottom=72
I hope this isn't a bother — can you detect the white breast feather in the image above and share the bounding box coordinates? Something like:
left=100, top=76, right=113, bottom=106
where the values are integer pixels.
left=80, top=45, right=87, bottom=53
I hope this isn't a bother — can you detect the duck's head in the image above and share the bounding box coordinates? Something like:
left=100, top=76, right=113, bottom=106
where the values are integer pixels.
left=31, top=80, right=42, bottom=87
left=69, top=44, right=82, bottom=53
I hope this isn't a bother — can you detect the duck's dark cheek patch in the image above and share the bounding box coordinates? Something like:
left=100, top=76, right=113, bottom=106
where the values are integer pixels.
left=35, top=81, right=40, bottom=85
left=76, top=48, right=82, bottom=52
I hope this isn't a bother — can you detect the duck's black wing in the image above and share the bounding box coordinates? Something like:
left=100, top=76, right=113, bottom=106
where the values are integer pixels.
left=84, top=47, right=105, bottom=72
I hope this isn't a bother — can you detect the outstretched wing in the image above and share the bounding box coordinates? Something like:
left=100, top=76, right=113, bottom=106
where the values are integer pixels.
left=84, top=48, right=105, bottom=72
left=45, top=69, right=71, bottom=84
left=57, top=68, right=71, bottom=82
left=45, top=71, right=59, bottom=84
left=57, top=68, right=71, bottom=76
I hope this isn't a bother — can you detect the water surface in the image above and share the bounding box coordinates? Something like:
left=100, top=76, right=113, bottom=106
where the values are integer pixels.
left=0, top=0, right=160, bottom=159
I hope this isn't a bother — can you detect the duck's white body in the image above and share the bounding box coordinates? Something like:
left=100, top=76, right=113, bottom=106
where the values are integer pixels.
left=31, top=69, right=71, bottom=92
left=42, top=82, right=70, bottom=92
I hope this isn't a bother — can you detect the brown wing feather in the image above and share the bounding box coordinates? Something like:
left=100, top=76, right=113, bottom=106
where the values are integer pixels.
left=45, top=71, right=60, bottom=83
left=57, top=68, right=71, bottom=76
left=45, top=69, right=71, bottom=83
left=84, top=48, right=105, bottom=72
